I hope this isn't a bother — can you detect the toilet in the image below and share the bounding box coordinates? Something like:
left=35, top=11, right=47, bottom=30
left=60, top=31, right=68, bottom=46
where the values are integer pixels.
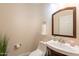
left=29, top=41, right=47, bottom=56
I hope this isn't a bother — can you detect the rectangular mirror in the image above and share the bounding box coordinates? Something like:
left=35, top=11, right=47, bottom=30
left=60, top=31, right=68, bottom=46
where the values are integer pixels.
left=52, top=7, right=76, bottom=38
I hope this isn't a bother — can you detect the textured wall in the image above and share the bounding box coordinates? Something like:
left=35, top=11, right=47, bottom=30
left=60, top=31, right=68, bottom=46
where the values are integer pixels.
left=0, top=4, right=42, bottom=55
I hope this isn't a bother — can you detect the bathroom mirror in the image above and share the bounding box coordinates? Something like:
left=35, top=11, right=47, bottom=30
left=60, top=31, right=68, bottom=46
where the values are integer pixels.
left=52, top=7, right=76, bottom=38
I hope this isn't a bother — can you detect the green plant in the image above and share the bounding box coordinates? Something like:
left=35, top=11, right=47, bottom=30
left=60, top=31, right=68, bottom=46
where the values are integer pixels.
left=0, top=35, right=8, bottom=56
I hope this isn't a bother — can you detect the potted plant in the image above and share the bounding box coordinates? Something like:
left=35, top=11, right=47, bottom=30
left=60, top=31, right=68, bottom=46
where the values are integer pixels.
left=0, top=35, right=8, bottom=56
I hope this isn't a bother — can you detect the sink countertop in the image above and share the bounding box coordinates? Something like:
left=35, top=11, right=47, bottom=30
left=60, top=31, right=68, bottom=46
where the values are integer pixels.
left=46, top=40, right=79, bottom=56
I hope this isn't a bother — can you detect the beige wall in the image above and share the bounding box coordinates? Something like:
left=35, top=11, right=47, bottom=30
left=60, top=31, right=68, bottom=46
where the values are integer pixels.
left=42, top=3, right=79, bottom=46
left=0, top=4, right=43, bottom=55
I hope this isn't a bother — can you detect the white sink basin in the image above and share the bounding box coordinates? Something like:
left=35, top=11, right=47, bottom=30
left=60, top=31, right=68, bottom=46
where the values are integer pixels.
left=46, top=40, right=79, bottom=56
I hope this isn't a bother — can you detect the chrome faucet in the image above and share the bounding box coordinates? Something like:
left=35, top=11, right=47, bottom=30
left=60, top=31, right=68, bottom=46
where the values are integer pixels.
left=52, top=36, right=66, bottom=43
left=58, top=38, right=65, bottom=43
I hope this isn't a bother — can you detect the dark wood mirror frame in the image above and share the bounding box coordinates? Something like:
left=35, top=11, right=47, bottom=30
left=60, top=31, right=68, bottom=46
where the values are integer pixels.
left=52, top=7, right=76, bottom=38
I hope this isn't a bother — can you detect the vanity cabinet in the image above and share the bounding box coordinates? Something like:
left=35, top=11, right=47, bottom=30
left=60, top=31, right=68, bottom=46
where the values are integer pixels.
left=47, top=47, right=67, bottom=56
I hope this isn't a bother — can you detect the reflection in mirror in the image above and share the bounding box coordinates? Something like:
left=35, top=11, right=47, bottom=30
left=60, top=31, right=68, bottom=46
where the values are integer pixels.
left=52, top=7, right=76, bottom=38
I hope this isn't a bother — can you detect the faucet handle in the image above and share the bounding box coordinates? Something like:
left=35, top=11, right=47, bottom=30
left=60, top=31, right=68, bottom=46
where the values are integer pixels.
left=52, top=36, right=57, bottom=41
